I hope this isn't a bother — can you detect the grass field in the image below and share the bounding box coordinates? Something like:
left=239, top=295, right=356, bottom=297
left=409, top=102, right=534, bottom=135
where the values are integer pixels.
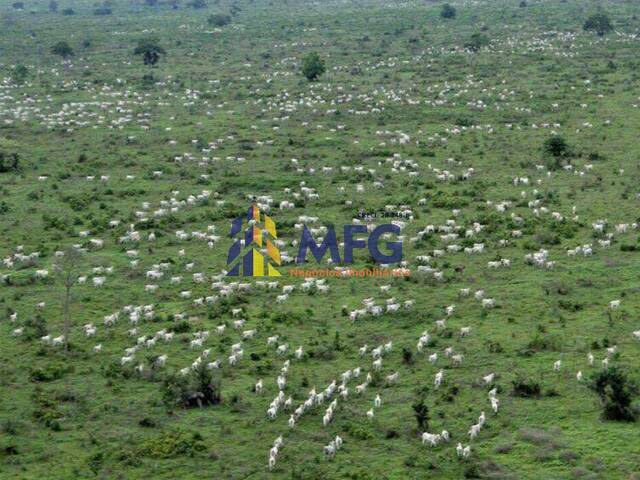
left=1, top=0, right=640, bottom=479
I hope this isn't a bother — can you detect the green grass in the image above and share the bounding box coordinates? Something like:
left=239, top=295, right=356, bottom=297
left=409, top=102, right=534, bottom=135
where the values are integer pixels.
left=1, top=0, right=640, bottom=478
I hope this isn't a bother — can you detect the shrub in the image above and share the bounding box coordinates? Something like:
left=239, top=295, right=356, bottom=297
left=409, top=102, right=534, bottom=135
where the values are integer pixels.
left=208, top=13, right=231, bottom=26
left=51, top=41, right=73, bottom=59
left=511, top=376, right=541, bottom=398
left=440, top=4, right=456, bottom=19
left=32, top=388, right=63, bottom=429
left=412, top=395, right=430, bottom=430
left=0, top=152, right=20, bottom=173
left=589, top=367, right=637, bottom=421
left=544, top=136, right=569, bottom=158
left=161, top=364, right=221, bottom=409
left=29, top=364, right=68, bottom=382
left=302, top=52, right=326, bottom=81
left=138, top=430, right=206, bottom=458
left=584, top=13, right=613, bottom=36
left=464, top=33, right=489, bottom=52
left=134, top=37, right=166, bottom=66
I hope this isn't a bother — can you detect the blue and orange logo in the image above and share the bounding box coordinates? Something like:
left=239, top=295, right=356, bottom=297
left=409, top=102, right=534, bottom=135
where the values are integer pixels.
left=226, top=204, right=404, bottom=277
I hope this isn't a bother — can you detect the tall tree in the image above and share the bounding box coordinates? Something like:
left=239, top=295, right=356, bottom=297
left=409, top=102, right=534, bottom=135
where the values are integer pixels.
left=584, top=13, right=613, bottom=36
left=302, top=52, right=326, bottom=81
left=54, top=247, right=85, bottom=352
left=134, top=37, right=166, bottom=66
left=51, top=41, right=74, bottom=59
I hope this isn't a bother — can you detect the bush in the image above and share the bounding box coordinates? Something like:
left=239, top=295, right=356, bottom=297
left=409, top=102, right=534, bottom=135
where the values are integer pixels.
left=208, top=13, right=231, bottom=26
left=589, top=367, right=637, bottom=421
left=51, top=41, right=73, bottom=59
left=440, top=4, right=456, bottom=19
left=412, top=395, right=430, bottom=430
left=464, top=33, right=489, bottom=52
left=302, top=52, right=326, bottom=81
left=584, top=13, right=613, bottom=36
left=29, top=363, right=68, bottom=382
left=32, top=388, right=63, bottom=429
left=134, top=37, right=166, bottom=66
left=138, top=430, right=206, bottom=458
left=161, top=364, right=221, bottom=409
left=0, top=152, right=20, bottom=173
left=544, top=136, right=569, bottom=157
left=511, top=376, right=541, bottom=398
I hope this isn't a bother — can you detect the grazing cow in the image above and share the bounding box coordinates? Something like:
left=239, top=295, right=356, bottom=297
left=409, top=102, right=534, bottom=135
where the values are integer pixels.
left=422, top=432, right=440, bottom=447
left=452, top=354, right=464, bottom=366
left=386, top=372, right=399, bottom=385
left=483, top=373, right=495, bottom=385
left=490, top=397, right=500, bottom=414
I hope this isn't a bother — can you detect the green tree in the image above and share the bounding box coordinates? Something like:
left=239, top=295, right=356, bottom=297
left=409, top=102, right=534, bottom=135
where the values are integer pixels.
left=412, top=395, right=430, bottom=430
left=440, top=4, right=456, bottom=19
left=584, top=13, right=613, bottom=36
left=464, top=33, right=489, bottom=52
left=302, top=52, right=326, bottom=81
left=208, top=13, right=231, bottom=26
left=0, top=152, right=20, bottom=173
left=12, top=64, right=28, bottom=83
left=544, top=136, right=569, bottom=158
left=51, top=41, right=74, bottom=59
left=134, top=37, right=166, bottom=66
left=589, top=367, right=637, bottom=421
left=53, top=247, right=85, bottom=352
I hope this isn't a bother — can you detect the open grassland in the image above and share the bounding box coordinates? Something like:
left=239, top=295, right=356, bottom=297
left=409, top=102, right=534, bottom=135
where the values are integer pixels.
left=1, top=0, right=640, bottom=479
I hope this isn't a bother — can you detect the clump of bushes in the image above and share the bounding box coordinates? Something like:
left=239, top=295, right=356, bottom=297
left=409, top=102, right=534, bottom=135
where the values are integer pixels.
left=464, top=33, right=489, bottom=52
left=511, top=376, right=541, bottom=398
left=302, top=52, right=326, bottom=81
left=584, top=13, right=613, bottom=36
left=161, top=364, right=221, bottom=409
left=138, top=430, right=206, bottom=458
left=0, top=152, right=20, bottom=173
left=208, top=13, right=231, bottom=26
left=589, top=367, right=637, bottom=421
left=440, top=4, right=456, bottom=19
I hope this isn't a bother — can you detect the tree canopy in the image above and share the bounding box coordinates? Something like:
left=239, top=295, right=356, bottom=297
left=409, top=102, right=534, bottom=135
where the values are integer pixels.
left=51, top=41, right=74, bottom=59
left=208, top=13, right=231, bottom=27
left=464, top=33, right=489, bottom=52
left=302, top=52, right=326, bottom=81
left=584, top=13, right=613, bottom=36
left=134, top=37, right=166, bottom=66
left=440, top=4, right=456, bottom=19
